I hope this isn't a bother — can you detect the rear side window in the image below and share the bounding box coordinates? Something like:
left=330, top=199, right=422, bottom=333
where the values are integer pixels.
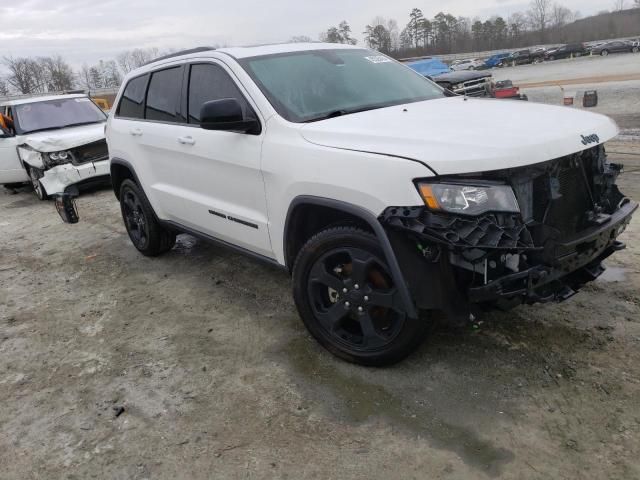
left=145, top=67, right=182, bottom=123
left=117, top=75, right=148, bottom=119
left=187, top=63, right=254, bottom=125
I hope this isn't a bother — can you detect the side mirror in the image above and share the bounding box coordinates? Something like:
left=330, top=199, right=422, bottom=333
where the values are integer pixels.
left=200, top=99, right=260, bottom=134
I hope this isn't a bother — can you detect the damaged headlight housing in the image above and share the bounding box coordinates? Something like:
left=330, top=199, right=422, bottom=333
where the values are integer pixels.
left=46, top=150, right=73, bottom=167
left=49, top=151, right=70, bottom=161
left=417, top=182, right=519, bottom=215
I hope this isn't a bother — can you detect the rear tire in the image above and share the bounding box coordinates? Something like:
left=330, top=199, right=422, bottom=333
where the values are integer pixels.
left=601, top=50, right=609, bottom=56
left=119, top=179, right=176, bottom=257
left=292, top=226, right=429, bottom=366
left=633, top=47, right=639, bottom=54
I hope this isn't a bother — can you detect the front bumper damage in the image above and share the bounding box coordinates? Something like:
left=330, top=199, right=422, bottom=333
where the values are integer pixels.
left=380, top=145, right=637, bottom=318
left=39, top=159, right=110, bottom=195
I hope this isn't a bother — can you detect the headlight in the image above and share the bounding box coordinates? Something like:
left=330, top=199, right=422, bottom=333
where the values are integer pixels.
left=49, top=151, right=70, bottom=161
left=417, top=182, right=519, bottom=215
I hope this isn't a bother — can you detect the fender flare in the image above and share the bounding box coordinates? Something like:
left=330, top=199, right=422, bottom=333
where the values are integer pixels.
left=110, top=157, right=143, bottom=200
left=284, top=195, right=418, bottom=319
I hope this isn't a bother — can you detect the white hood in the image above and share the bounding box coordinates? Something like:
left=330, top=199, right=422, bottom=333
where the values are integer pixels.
left=299, top=97, right=619, bottom=175
left=20, top=123, right=105, bottom=152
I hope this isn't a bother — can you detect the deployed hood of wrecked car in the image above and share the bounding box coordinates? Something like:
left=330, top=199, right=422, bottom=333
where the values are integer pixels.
left=299, top=97, right=618, bottom=175
left=20, top=123, right=105, bottom=152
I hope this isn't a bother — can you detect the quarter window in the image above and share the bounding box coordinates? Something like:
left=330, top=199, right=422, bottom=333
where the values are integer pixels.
left=145, top=67, right=182, bottom=123
left=187, top=63, right=254, bottom=125
left=117, top=75, right=148, bottom=119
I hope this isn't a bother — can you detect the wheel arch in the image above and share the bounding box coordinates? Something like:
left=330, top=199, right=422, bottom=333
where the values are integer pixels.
left=283, top=195, right=418, bottom=319
left=110, top=157, right=141, bottom=200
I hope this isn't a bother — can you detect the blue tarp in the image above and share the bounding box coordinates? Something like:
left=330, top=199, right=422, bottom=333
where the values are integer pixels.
left=406, top=58, right=450, bottom=77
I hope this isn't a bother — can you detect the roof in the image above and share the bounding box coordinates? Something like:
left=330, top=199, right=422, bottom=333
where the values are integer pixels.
left=217, top=42, right=362, bottom=59
left=140, top=42, right=364, bottom=70
left=0, top=93, right=87, bottom=107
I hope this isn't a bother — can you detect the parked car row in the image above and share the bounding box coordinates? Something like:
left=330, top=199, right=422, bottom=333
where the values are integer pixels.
left=447, top=39, right=640, bottom=70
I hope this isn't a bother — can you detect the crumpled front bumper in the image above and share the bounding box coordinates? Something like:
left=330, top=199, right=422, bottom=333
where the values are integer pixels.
left=380, top=199, right=637, bottom=315
left=40, top=159, right=110, bottom=196
left=467, top=200, right=637, bottom=304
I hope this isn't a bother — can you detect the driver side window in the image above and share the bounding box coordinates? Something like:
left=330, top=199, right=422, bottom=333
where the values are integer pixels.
left=187, top=63, right=255, bottom=125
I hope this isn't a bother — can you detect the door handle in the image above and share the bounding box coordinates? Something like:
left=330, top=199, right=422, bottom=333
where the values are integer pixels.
left=178, top=136, right=196, bottom=145
left=130, top=128, right=143, bottom=137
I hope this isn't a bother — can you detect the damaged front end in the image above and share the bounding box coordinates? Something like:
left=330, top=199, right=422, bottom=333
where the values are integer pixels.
left=380, top=145, right=637, bottom=319
left=19, top=138, right=110, bottom=196
left=18, top=138, right=110, bottom=223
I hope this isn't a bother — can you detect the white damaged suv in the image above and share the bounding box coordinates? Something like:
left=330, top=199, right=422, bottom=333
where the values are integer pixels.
left=107, top=43, right=636, bottom=365
left=0, top=94, right=109, bottom=200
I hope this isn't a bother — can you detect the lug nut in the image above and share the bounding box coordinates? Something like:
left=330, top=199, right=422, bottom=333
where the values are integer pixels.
left=358, top=306, right=364, bottom=312
left=354, top=284, right=360, bottom=290
left=343, top=288, right=348, bottom=293
left=364, top=296, right=369, bottom=301
left=345, top=301, right=351, bottom=307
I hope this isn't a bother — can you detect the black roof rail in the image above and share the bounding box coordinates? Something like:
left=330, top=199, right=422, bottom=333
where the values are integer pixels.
left=144, top=47, right=216, bottom=66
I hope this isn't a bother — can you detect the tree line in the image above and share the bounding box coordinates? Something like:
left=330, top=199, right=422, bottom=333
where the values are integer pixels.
left=0, top=47, right=162, bottom=96
left=1, top=1, right=639, bottom=96
left=321, top=1, right=640, bottom=58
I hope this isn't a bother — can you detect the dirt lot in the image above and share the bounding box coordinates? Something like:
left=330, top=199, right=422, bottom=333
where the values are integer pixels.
left=492, top=53, right=640, bottom=134
left=1, top=141, right=639, bottom=480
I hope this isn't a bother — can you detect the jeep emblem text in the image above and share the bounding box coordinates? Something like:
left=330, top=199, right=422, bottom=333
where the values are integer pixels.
left=581, top=134, right=600, bottom=145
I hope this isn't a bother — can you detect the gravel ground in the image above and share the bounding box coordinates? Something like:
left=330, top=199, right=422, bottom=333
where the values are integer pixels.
left=1, top=141, right=639, bottom=479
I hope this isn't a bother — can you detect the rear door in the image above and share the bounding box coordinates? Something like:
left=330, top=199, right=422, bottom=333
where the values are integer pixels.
left=133, top=65, right=189, bottom=222
left=164, top=61, right=272, bottom=257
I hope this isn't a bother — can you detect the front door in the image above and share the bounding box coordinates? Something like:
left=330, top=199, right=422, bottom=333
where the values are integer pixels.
left=155, top=61, right=272, bottom=258
left=0, top=115, right=27, bottom=184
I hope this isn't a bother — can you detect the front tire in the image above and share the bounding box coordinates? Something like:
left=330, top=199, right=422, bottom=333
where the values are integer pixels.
left=601, top=50, right=609, bottom=56
left=119, top=179, right=176, bottom=256
left=29, top=167, right=48, bottom=201
left=632, top=47, right=639, bottom=54
left=292, top=226, right=429, bottom=366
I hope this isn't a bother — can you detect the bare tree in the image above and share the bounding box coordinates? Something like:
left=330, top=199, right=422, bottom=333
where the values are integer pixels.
left=527, top=0, right=552, bottom=42
left=0, top=77, right=9, bottom=97
left=289, top=35, right=313, bottom=43
left=40, top=56, right=75, bottom=91
left=2, top=57, right=47, bottom=94
left=612, top=0, right=626, bottom=10
left=551, top=4, right=572, bottom=28
left=117, top=48, right=159, bottom=74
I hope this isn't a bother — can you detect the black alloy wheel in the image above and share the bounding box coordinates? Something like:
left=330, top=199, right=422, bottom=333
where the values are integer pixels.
left=118, top=179, right=176, bottom=256
left=122, top=187, right=149, bottom=250
left=293, top=227, right=429, bottom=366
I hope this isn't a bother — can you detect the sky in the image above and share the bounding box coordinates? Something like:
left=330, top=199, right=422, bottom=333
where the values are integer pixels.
left=0, top=0, right=611, bottom=68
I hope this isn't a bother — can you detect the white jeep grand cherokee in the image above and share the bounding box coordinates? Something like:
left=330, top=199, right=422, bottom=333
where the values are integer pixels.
left=0, top=94, right=109, bottom=200
left=106, top=43, right=636, bottom=365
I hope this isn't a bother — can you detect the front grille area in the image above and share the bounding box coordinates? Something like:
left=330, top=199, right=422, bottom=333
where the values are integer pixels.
left=452, top=78, right=491, bottom=97
left=71, top=139, right=109, bottom=165
left=532, top=153, right=595, bottom=237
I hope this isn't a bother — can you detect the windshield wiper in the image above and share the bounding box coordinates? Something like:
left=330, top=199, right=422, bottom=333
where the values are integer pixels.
left=304, top=105, right=384, bottom=123
left=21, top=126, right=68, bottom=134
left=60, top=121, right=104, bottom=129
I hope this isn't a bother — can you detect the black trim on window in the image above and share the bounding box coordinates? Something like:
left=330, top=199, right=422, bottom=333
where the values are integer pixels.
left=115, top=73, right=150, bottom=120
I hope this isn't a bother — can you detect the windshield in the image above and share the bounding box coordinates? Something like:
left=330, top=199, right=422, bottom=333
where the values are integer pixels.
left=239, top=49, right=445, bottom=123
left=14, top=97, right=106, bottom=134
